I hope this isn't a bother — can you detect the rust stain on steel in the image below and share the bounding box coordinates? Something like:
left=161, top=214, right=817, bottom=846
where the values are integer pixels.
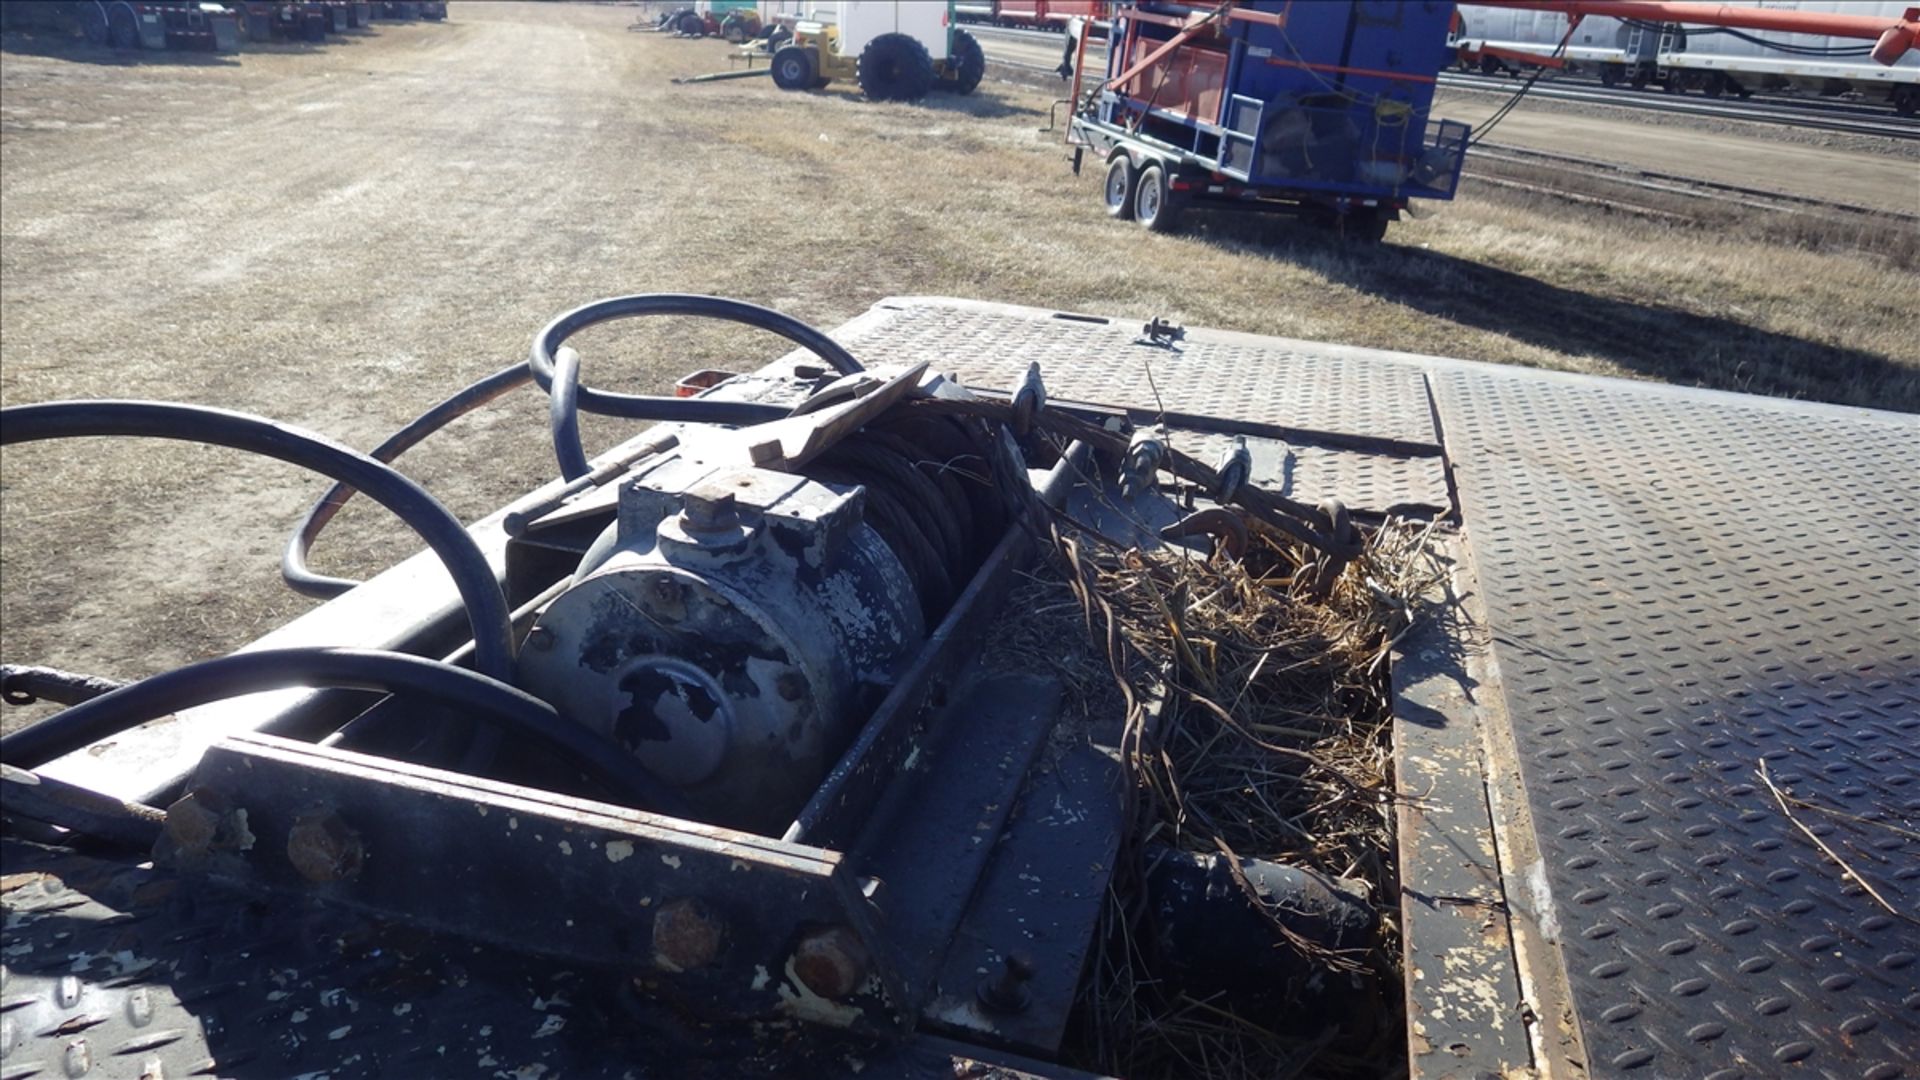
left=286, top=808, right=364, bottom=884
left=651, top=897, right=729, bottom=972
left=791, top=925, right=870, bottom=1001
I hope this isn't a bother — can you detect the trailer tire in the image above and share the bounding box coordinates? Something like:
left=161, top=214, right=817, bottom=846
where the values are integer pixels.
left=720, top=14, right=753, bottom=45
left=1103, top=155, right=1137, bottom=220
left=766, top=25, right=791, bottom=49
left=108, top=6, right=140, bottom=49
left=676, top=11, right=704, bottom=37
left=80, top=3, right=109, bottom=45
left=772, top=45, right=816, bottom=91
left=1134, top=163, right=1180, bottom=233
left=859, top=32, right=936, bottom=102
left=939, top=28, right=986, bottom=95
left=1346, top=208, right=1390, bottom=244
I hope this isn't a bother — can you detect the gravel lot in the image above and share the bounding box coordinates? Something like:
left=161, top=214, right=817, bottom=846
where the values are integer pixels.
left=3, top=1, right=1914, bottom=730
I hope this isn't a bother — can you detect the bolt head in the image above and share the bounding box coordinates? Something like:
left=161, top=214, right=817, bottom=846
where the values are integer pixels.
left=791, top=926, right=869, bottom=1001
left=286, top=809, right=363, bottom=884
left=681, top=490, right=740, bottom=533
left=163, top=789, right=223, bottom=858
left=652, top=897, right=728, bottom=972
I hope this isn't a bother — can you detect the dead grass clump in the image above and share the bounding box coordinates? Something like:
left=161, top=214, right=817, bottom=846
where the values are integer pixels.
left=1054, top=516, right=1443, bottom=1080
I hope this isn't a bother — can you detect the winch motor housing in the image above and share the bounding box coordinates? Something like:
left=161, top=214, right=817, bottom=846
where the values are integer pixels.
left=516, top=453, right=926, bottom=833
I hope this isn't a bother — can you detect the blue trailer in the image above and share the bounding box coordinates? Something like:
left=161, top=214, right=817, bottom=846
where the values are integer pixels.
left=1068, top=0, right=1471, bottom=240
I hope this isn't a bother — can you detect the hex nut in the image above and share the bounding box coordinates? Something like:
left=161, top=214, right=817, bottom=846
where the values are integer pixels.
left=163, top=789, right=223, bottom=858
left=286, top=809, right=364, bottom=884
left=791, top=926, right=870, bottom=1001
left=652, top=897, right=728, bottom=972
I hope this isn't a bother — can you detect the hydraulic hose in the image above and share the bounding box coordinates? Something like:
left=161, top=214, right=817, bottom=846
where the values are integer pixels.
left=0, top=648, right=686, bottom=815
left=1, top=401, right=517, bottom=684
left=289, top=295, right=855, bottom=585
left=529, top=294, right=861, bottom=478
left=548, top=345, right=590, bottom=481
left=284, top=362, right=530, bottom=599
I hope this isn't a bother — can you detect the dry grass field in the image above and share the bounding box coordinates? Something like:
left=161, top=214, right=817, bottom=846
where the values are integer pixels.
left=3, top=1, right=1916, bottom=709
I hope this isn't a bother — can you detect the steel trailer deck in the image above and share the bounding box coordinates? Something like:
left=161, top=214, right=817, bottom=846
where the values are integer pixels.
left=3, top=297, right=1915, bottom=1079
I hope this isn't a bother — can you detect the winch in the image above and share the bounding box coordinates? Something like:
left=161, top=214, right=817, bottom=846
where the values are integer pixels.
left=519, top=430, right=1002, bottom=830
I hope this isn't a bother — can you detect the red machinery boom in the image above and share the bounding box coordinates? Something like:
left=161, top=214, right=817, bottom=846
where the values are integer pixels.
left=1471, top=0, right=1920, bottom=65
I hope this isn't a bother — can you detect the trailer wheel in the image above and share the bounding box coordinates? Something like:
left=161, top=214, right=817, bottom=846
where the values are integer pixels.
left=1103, top=155, right=1137, bottom=220
left=108, top=6, right=141, bottom=49
left=1345, top=208, right=1390, bottom=244
left=939, top=28, right=986, bottom=95
left=1893, top=85, right=1919, bottom=117
left=79, top=3, right=108, bottom=44
left=720, top=14, right=752, bottom=45
left=771, top=45, right=816, bottom=92
left=766, top=25, right=791, bottom=49
left=1598, top=63, right=1622, bottom=88
left=676, top=11, right=704, bottom=37
left=1133, top=164, right=1180, bottom=233
left=859, top=32, right=936, bottom=102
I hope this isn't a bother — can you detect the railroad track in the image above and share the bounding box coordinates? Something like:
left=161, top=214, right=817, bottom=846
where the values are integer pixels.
left=1438, top=72, right=1919, bottom=140
left=971, top=25, right=1919, bottom=140
left=1467, top=141, right=1919, bottom=225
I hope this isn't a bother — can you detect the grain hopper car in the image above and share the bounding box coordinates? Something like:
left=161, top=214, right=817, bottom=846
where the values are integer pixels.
left=1456, top=0, right=1920, bottom=113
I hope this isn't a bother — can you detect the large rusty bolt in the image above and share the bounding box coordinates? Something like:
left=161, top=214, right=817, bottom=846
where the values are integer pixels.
left=791, top=926, right=870, bottom=1001
left=651, top=898, right=728, bottom=973
left=163, top=789, right=225, bottom=858
left=286, top=808, right=364, bottom=884
left=977, top=952, right=1034, bottom=1014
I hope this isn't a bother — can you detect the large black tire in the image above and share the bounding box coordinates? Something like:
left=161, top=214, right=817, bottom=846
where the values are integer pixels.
left=1103, top=155, right=1136, bottom=220
left=765, top=24, right=791, bottom=49
left=771, top=45, right=815, bottom=92
left=81, top=3, right=109, bottom=45
left=720, top=14, right=751, bottom=44
left=858, top=32, right=936, bottom=102
left=676, top=10, right=704, bottom=37
left=1134, top=163, right=1181, bottom=233
left=1345, top=207, right=1390, bottom=243
left=939, top=28, right=986, bottom=95
left=109, top=7, right=141, bottom=49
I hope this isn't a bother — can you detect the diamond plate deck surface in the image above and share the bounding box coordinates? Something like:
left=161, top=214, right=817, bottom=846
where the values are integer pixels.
left=1433, top=370, right=1920, bottom=1079
left=1171, top=428, right=1450, bottom=516
left=839, top=300, right=1446, bottom=516
left=845, top=302, right=1437, bottom=443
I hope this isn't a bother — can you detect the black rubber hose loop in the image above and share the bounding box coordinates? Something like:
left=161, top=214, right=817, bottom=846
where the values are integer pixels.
left=549, top=346, right=591, bottom=482
left=289, top=296, right=863, bottom=595
left=283, top=362, right=531, bottom=599
left=1, top=401, right=516, bottom=685
left=529, top=295, right=857, bottom=475
left=0, top=648, right=686, bottom=814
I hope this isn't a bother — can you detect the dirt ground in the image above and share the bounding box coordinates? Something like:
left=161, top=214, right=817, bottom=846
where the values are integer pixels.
left=3, top=1, right=1916, bottom=725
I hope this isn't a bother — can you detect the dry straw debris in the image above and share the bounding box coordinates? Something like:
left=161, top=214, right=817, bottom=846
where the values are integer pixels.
left=1047, top=510, right=1445, bottom=1080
